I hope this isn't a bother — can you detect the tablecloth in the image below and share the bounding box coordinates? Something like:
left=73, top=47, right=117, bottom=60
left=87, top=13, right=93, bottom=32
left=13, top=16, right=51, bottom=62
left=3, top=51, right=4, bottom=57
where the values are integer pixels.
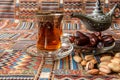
left=0, top=20, right=120, bottom=80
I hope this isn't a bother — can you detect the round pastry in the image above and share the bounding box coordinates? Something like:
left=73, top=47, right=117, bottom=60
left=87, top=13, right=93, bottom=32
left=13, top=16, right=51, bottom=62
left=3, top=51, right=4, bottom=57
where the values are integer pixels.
left=100, top=56, right=112, bottom=62
left=85, top=55, right=94, bottom=61
left=87, top=69, right=99, bottom=75
left=108, top=63, right=120, bottom=72
left=99, top=65, right=111, bottom=74
left=73, top=55, right=82, bottom=63
left=85, top=62, right=94, bottom=70
left=81, top=60, right=87, bottom=66
left=115, top=52, right=120, bottom=58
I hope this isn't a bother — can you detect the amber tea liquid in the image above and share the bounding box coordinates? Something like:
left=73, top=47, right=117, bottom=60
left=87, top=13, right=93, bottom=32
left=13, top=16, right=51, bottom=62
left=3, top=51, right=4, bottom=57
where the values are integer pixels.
left=37, top=13, right=63, bottom=51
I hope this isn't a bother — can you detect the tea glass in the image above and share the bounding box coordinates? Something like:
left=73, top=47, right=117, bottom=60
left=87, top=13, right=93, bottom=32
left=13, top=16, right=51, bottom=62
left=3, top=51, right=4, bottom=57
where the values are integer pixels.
left=26, top=11, right=73, bottom=60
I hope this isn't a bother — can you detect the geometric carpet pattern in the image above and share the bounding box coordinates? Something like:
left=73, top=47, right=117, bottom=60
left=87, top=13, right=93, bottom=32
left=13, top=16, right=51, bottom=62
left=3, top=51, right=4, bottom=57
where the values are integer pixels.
left=0, top=51, right=43, bottom=80
left=0, top=44, right=120, bottom=80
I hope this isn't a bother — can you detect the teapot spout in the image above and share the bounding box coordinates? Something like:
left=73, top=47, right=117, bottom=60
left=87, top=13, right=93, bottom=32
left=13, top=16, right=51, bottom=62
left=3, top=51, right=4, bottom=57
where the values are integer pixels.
left=107, top=4, right=118, bottom=16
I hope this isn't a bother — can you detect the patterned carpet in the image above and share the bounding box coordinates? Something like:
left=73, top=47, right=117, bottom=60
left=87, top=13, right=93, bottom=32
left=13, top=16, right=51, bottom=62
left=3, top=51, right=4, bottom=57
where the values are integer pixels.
left=0, top=40, right=120, bottom=80
left=0, top=0, right=14, bottom=18
left=0, top=50, right=43, bottom=80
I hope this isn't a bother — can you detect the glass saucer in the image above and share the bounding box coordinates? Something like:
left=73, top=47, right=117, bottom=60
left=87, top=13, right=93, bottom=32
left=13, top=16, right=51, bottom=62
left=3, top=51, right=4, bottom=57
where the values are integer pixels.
left=25, top=42, right=73, bottom=60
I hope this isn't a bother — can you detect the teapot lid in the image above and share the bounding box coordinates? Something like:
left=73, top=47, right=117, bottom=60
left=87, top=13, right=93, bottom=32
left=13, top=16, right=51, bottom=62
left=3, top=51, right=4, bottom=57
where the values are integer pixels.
left=92, top=0, right=104, bottom=15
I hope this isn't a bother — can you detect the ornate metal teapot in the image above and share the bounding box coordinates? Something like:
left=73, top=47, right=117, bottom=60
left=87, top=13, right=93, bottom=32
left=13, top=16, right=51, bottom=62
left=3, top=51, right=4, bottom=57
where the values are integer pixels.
left=71, top=0, right=118, bottom=31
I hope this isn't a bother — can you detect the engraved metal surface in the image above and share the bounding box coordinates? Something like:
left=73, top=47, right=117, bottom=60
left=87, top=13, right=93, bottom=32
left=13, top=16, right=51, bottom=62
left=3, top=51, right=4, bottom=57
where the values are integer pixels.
left=71, top=0, right=118, bottom=32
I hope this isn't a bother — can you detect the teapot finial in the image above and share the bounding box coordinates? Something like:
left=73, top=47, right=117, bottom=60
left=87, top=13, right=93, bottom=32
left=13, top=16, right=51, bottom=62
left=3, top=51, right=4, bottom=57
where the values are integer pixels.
left=93, top=0, right=103, bottom=15
left=97, top=0, right=100, bottom=5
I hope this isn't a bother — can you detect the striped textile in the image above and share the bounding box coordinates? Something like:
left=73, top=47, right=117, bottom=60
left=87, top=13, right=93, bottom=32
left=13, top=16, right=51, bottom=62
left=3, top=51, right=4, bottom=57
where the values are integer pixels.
left=16, top=22, right=35, bottom=30
left=0, top=51, right=43, bottom=80
left=18, top=0, right=38, bottom=20
left=0, top=0, right=14, bottom=19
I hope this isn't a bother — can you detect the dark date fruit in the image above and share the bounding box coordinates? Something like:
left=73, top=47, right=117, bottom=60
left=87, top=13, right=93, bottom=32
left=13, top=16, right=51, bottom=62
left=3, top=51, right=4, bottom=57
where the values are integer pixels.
left=74, top=31, right=90, bottom=46
left=75, top=31, right=87, bottom=38
left=93, top=32, right=102, bottom=41
left=86, top=33, right=99, bottom=47
left=69, top=31, right=115, bottom=48
left=69, top=36, right=75, bottom=43
left=74, top=37, right=90, bottom=46
left=102, top=35, right=112, bottom=39
left=102, top=35, right=115, bottom=47
left=94, top=32, right=101, bottom=37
